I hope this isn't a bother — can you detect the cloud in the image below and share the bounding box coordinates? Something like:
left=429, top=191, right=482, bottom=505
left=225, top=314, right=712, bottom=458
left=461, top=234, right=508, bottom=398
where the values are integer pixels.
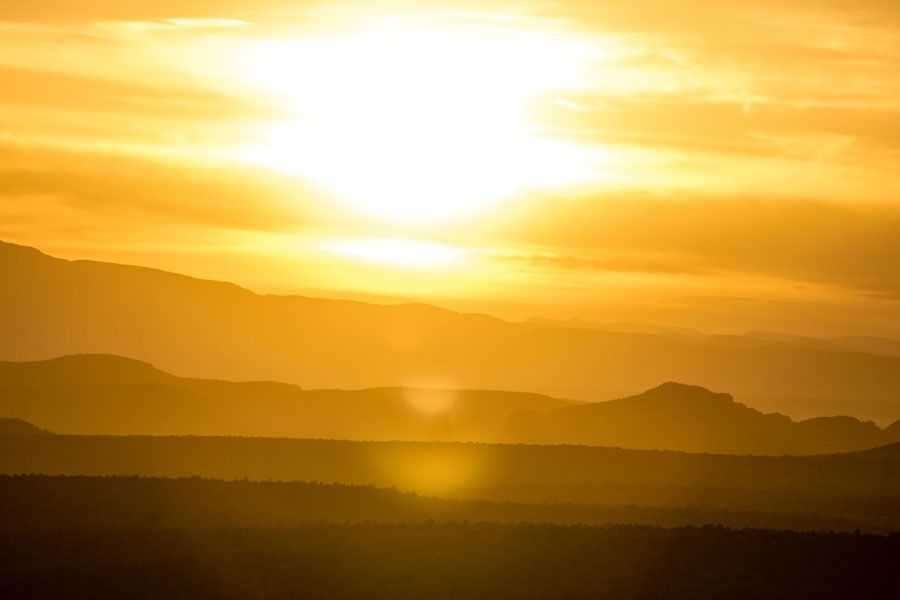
left=493, top=195, right=900, bottom=298
left=0, top=143, right=327, bottom=237
left=98, top=18, right=249, bottom=32
left=1, top=0, right=899, bottom=336
left=0, top=1, right=267, bottom=24
left=0, top=66, right=264, bottom=122
left=489, top=250, right=711, bottom=277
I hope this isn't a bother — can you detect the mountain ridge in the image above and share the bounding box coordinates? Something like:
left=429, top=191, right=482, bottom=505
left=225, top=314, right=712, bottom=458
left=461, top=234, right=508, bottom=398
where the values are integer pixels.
left=2, top=354, right=898, bottom=454
left=510, top=381, right=897, bottom=454
left=4, top=240, right=900, bottom=425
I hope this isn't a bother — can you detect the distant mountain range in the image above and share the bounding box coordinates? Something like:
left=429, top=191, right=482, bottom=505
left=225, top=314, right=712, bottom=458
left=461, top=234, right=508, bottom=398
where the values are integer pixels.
left=2, top=355, right=898, bottom=454
left=527, top=317, right=900, bottom=357
left=3, top=240, right=900, bottom=424
left=0, top=354, right=570, bottom=442
left=508, top=382, right=900, bottom=454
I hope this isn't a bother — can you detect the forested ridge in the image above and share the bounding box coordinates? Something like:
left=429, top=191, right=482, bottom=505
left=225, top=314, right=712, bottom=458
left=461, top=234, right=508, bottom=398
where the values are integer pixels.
left=3, top=475, right=898, bottom=533
left=3, top=522, right=898, bottom=599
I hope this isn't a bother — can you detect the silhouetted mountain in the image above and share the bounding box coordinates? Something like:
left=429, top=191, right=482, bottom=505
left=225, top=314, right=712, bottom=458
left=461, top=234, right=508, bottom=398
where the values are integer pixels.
left=0, top=418, right=50, bottom=436
left=737, top=394, right=900, bottom=429
left=850, top=441, right=900, bottom=460
left=506, top=382, right=900, bottom=454
left=886, top=421, right=900, bottom=441
left=3, top=356, right=897, bottom=453
left=4, top=240, right=900, bottom=423
left=747, top=331, right=900, bottom=357
left=532, top=321, right=900, bottom=357
left=0, top=354, right=570, bottom=441
left=521, top=318, right=706, bottom=338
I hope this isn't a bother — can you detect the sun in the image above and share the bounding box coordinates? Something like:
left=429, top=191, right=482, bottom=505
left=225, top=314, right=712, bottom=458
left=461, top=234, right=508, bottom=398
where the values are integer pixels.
left=230, top=16, right=599, bottom=223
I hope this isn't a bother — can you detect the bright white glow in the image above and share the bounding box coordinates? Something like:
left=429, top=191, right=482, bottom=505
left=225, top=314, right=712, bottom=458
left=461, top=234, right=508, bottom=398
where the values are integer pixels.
left=324, top=238, right=465, bottom=269
left=231, top=17, right=603, bottom=222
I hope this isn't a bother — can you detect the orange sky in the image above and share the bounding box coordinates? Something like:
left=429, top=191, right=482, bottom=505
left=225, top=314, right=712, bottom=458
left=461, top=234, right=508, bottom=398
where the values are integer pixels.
left=2, top=0, right=900, bottom=336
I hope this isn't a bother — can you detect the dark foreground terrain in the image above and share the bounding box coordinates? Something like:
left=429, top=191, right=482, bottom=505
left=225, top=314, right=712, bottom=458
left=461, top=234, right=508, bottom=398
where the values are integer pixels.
left=3, top=441, right=898, bottom=598
left=3, top=433, right=900, bottom=528
left=3, top=522, right=898, bottom=599
left=1, top=474, right=895, bottom=533
left=1, top=475, right=899, bottom=598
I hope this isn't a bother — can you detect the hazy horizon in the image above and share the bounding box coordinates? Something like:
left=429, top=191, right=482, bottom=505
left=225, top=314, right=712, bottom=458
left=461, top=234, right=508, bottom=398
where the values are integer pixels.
left=3, top=1, right=900, bottom=337
left=7, top=238, right=900, bottom=341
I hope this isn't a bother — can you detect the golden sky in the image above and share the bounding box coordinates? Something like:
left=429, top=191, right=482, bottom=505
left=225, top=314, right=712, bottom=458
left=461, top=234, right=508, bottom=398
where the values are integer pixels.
left=2, top=0, right=900, bottom=335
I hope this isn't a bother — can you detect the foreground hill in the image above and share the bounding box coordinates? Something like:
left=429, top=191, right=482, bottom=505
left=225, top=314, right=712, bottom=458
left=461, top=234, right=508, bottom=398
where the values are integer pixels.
left=5, top=521, right=897, bottom=599
left=4, top=355, right=899, bottom=453
left=2, top=474, right=891, bottom=533
left=3, top=433, right=900, bottom=526
left=4, top=241, right=900, bottom=421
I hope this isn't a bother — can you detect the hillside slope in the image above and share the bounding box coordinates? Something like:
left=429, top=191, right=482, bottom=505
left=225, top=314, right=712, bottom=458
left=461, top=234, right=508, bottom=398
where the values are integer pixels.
left=3, top=434, right=900, bottom=516
left=0, top=417, right=50, bottom=435
left=4, top=241, right=900, bottom=414
left=0, top=355, right=570, bottom=441
left=507, top=382, right=900, bottom=454
left=3, top=355, right=898, bottom=453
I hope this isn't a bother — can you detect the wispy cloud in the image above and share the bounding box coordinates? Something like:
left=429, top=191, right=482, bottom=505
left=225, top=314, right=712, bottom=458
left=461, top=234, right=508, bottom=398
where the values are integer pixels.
left=1, top=0, right=900, bottom=335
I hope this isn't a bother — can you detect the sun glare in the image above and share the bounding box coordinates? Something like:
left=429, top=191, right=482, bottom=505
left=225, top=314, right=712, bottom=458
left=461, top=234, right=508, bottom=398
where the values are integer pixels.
left=324, top=238, right=464, bottom=269
left=231, top=17, right=600, bottom=222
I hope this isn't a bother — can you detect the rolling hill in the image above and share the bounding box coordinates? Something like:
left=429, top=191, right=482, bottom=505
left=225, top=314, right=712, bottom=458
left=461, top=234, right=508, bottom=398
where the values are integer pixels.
left=0, top=355, right=570, bottom=441
left=4, top=355, right=900, bottom=453
left=4, top=240, right=900, bottom=425
left=3, top=355, right=899, bottom=453
left=0, top=474, right=880, bottom=533
left=5, top=520, right=898, bottom=599
left=0, top=473, right=896, bottom=534
left=508, top=382, right=900, bottom=454
left=3, top=432, right=900, bottom=522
